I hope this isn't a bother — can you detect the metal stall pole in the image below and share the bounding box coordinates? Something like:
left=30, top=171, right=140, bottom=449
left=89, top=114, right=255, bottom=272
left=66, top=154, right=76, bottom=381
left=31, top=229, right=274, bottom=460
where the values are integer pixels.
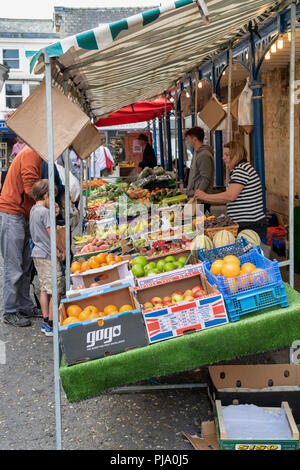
left=289, top=0, right=296, bottom=288
left=158, top=117, right=165, bottom=168
left=85, top=157, right=89, bottom=210
left=62, top=79, right=71, bottom=292
left=226, top=47, right=233, bottom=186
left=79, top=159, right=84, bottom=235
left=152, top=119, right=158, bottom=158
left=44, top=50, right=62, bottom=450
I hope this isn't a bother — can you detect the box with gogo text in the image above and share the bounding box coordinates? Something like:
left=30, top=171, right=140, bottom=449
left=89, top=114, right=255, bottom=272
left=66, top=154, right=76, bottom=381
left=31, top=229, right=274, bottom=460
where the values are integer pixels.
left=59, top=283, right=148, bottom=366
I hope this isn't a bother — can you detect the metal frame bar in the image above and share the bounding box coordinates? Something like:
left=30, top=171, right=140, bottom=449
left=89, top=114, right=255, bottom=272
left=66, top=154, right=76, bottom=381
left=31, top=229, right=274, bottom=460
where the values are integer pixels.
left=288, top=0, right=296, bottom=288
left=44, top=50, right=62, bottom=451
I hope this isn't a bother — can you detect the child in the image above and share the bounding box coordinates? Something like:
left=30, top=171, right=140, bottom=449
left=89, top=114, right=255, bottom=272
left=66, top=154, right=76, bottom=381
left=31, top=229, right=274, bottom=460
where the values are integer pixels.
left=30, top=179, right=65, bottom=336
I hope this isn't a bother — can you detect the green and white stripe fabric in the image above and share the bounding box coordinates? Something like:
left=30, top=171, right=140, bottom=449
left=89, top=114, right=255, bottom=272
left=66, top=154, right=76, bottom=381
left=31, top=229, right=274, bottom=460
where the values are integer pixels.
left=31, top=0, right=288, bottom=119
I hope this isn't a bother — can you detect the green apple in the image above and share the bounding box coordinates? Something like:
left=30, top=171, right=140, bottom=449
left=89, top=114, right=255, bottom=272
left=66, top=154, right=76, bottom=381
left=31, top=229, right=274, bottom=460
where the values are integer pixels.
left=164, top=255, right=176, bottom=264
left=144, top=262, right=157, bottom=272
left=164, top=262, right=176, bottom=272
left=177, top=256, right=187, bottom=266
left=156, top=260, right=166, bottom=272
left=132, top=255, right=148, bottom=267
left=132, top=264, right=145, bottom=278
left=173, top=261, right=183, bottom=269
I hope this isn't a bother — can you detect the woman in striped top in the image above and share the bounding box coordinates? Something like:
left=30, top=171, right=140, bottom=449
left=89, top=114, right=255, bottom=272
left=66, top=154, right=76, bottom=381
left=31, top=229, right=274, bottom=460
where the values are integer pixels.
left=194, top=141, right=267, bottom=240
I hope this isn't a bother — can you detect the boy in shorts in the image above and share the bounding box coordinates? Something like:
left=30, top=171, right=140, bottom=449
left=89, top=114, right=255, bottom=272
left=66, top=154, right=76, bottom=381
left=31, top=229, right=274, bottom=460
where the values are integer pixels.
left=30, top=179, right=65, bottom=336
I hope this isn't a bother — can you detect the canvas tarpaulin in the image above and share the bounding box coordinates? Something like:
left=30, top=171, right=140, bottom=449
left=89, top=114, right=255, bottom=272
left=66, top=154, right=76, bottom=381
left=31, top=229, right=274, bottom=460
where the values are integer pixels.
left=95, top=97, right=173, bottom=127
left=30, top=0, right=288, bottom=120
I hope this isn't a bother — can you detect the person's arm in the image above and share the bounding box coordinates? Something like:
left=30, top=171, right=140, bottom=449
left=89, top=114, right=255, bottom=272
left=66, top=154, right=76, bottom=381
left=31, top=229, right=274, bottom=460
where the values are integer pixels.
left=195, top=183, right=244, bottom=204
left=21, top=153, right=41, bottom=197
left=195, top=153, right=214, bottom=192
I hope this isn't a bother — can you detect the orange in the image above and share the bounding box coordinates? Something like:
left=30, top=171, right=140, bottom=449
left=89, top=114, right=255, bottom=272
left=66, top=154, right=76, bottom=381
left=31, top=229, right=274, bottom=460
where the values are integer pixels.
left=223, top=255, right=240, bottom=267
left=119, top=304, right=133, bottom=313
left=78, top=310, right=91, bottom=322
left=66, top=305, right=82, bottom=318
left=106, top=254, right=115, bottom=263
left=97, top=312, right=105, bottom=317
left=80, top=261, right=90, bottom=272
left=71, top=261, right=82, bottom=273
left=88, top=256, right=100, bottom=270
left=96, top=253, right=107, bottom=264
left=221, top=262, right=240, bottom=278
left=88, top=312, right=101, bottom=320
left=63, top=316, right=79, bottom=326
left=210, top=260, right=224, bottom=276
left=83, top=305, right=99, bottom=316
left=240, top=262, right=256, bottom=274
left=103, top=304, right=119, bottom=315
left=100, top=263, right=108, bottom=267
left=249, top=268, right=268, bottom=287
left=115, top=256, right=123, bottom=263
left=227, top=278, right=239, bottom=295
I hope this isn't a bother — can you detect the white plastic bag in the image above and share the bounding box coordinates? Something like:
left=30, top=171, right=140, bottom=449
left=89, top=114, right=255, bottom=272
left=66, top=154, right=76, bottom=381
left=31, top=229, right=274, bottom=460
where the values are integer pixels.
left=238, top=78, right=253, bottom=126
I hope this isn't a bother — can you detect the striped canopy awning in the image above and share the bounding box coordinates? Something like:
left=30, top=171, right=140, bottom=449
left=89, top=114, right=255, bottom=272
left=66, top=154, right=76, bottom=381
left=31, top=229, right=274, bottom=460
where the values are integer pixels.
left=31, top=0, right=288, bottom=120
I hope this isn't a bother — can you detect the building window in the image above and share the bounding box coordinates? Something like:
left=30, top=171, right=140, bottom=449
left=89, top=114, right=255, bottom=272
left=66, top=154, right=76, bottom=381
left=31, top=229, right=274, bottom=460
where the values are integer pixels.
left=3, top=49, right=20, bottom=70
left=29, top=83, right=39, bottom=95
left=5, top=83, right=23, bottom=109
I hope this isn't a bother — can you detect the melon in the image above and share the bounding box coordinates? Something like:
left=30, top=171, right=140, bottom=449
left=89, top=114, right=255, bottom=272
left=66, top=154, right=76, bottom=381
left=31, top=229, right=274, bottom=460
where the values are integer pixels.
left=190, top=234, right=214, bottom=251
left=237, top=229, right=261, bottom=247
left=213, top=230, right=236, bottom=248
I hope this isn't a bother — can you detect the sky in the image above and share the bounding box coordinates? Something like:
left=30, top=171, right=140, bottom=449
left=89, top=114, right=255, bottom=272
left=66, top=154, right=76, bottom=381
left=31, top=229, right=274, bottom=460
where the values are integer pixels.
left=1, top=0, right=159, bottom=19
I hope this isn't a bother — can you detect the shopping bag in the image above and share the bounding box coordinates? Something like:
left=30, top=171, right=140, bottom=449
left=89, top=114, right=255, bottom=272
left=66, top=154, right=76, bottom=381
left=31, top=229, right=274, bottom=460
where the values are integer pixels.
left=238, top=79, right=253, bottom=129
left=104, top=147, right=113, bottom=173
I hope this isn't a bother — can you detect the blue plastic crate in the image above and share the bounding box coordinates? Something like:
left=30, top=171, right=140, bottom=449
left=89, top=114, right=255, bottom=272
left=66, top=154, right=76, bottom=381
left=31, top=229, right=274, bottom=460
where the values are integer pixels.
left=224, top=282, right=289, bottom=322
left=198, top=237, right=254, bottom=262
left=204, top=248, right=282, bottom=298
left=204, top=248, right=288, bottom=321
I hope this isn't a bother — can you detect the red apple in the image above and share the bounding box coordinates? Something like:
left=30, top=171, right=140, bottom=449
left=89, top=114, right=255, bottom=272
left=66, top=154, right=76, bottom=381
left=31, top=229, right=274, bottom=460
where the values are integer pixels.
left=193, top=290, right=204, bottom=298
left=162, top=296, right=172, bottom=305
left=151, top=297, right=163, bottom=305
left=172, top=294, right=184, bottom=303
left=183, top=294, right=194, bottom=301
left=154, top=303, right=163, bottom=309
left=172, top=291, right=183, bottom=297
left=184, top=289, right=194, bottom=297
left=192, top=285, right=203, bottom=294
left=89, top=282, right=101, bottom=288
left=143, top=301, right=154, bottom=310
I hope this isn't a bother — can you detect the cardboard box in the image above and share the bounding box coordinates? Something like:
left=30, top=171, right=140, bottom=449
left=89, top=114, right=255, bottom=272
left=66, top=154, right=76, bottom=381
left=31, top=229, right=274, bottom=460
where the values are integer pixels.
left=135, top=273, right=228, bottom=343
left=198, top=96, right=227, bottom=132
left=144, top=248, right=197, bottom=263
left=6, top=81, right=90, bottom=162
left=135, top=262, right=204, bottom=288
left=71, top=260, right=133, bottom=289
left=59, top=283, right=148, bottom=365
left=208, top=364, right=300, bottom=424
left=215, top=400, right=299, bottom=450
left=183, top=422, right=220, bottom=450
left=66, top=276, right=135, bottom=298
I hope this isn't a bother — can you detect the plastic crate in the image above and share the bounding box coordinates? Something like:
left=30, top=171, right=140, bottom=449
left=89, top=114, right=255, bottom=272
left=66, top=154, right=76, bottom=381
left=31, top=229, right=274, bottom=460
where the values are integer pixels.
left=204, top=248, right=288, bottom=321
left=224, top=282, right=289, bottom=322
left=205, top=248, right=282, bottom=297
left=198, top=237, right=253, bottom=262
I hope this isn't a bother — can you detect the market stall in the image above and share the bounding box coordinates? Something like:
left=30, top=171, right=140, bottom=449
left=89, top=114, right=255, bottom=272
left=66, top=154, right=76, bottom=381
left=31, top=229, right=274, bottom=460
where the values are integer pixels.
left=12, top=0, right=298, bottom=450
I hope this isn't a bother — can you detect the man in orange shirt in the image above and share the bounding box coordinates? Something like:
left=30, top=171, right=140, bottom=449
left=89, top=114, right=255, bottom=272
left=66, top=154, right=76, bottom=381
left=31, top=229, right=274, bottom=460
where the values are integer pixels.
left=0, top=145, right=42, bottom=327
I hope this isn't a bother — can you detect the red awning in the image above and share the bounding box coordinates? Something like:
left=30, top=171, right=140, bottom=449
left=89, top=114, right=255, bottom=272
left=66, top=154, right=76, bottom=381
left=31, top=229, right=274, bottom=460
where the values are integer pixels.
left=95, top=97, right=173, bottom=127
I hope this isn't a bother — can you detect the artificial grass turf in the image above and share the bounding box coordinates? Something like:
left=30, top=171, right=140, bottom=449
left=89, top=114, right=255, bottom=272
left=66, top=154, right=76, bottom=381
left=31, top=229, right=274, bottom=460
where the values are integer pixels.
left=59, top=283, right=300, bottom=402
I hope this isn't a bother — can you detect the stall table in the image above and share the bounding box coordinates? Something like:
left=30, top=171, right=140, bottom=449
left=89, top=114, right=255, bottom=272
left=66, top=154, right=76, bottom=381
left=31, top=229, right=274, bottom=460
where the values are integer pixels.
left=59, top=284, right=300, bottom=402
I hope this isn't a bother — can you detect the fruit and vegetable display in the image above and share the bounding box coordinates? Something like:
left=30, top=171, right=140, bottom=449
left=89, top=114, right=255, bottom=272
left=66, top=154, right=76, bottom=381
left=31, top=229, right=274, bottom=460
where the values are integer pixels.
left=132, top=166, right=175, bottom=186
left=71, top=253, right=124, bottom=274
left=62, top=303, right=135, bottom=325
left=82, top=178, right=108, bottom=191
left=131, top=254, right=189, bottom=278
left=136, top=239, right=189, bottom=256
left=190, top=229, right=261, bottom=251
left=141, top=284, right=205, bottom=312
left=209, top=254, right=268, bottom=294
